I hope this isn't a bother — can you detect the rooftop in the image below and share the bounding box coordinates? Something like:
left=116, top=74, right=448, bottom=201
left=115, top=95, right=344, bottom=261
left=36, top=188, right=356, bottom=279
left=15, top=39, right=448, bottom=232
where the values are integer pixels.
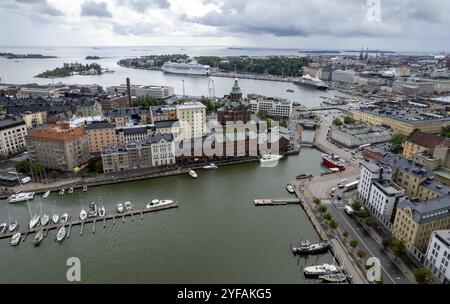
left=406, top=130, right=450, bottom=150
left=433, top=230, right=450, bottom=247
left=0, top=117, right=25, bottom=131
left=85, top=121, right=115, bottom=130
left=399, top=195, right=450, bottom=224
left=378, top=153, right=433, bottom=178
left=26, top=125, right=85, bottom=141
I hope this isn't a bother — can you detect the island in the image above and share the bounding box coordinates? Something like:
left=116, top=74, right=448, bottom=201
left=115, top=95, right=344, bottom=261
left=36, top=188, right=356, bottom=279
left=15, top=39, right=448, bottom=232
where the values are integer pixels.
left=85, top=56, right=103, bottom=60
left=35, top=62, right=103, bottom=78
left=0, top=52, right=57, bottom=59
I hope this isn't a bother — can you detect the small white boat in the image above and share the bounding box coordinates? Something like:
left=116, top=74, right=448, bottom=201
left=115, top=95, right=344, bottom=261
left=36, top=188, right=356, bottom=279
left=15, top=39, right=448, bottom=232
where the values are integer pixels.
left=188, top=170, right=198, bottom=178
left=10, top=232, right=21, bottom=246
left=60, top=213, right=69, bottom=223
left=0, top=222, right=7, bottom=234
left=304, top=264, right=341, bottom=277
left=7, top=192, right=35, bottom=203
left=8, top=220, right=18, bottom=232
left=56, top=226, right=66, bottom=242
left=286, top=184, right=295, bottom=194
left=82, top=185, right=88, bottom=192
left=52, top=214, right=59, bottom=224
left=40, top=214, right=50, bottom=226
left=320, top=272, right=348, bottom=283
left=259, top=153, right=284, bottom=168
left=203, top=163, right=218, bottom=170
left=59, top=188, right=65, bottom=195
left=146, top=199, right=174, bottom=209
left=29, top=215, right=40, bottom=229
left=124, top=201, right=133, bottom=212
left=33, top=230, right=44, bottom=246
left=43, top=191, right=50, bottom=198
left=98, top=206, right=106, bottom=217
left=68, top=188, right=74, bottom=194
left=79, top=209, right=87, bottom=221
left=117, top=203, right=124, bottom=213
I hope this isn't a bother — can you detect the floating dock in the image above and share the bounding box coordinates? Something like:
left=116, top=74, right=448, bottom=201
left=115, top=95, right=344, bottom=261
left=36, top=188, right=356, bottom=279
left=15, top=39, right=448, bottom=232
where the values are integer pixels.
left=254, top=198, right=300, bottom=206
left=0, top=202, right=178, bottom=242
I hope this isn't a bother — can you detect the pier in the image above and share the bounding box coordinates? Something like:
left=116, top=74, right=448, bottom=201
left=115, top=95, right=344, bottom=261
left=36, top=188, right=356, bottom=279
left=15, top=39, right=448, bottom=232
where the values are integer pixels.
left=0, top=203, right=178, bottom=242
left=254, top=198, right=300, bottom=206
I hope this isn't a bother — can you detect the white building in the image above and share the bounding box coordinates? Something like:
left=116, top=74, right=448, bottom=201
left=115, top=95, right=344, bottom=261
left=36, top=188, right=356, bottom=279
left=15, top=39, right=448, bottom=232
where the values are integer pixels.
left=176, top=102, right=207, bottom=141
left=331, top=70, right=360, bottom=84
left=367, top=180, right=405, bottom=226
left=358, top=162, right=393, bottom=204
left=330, top=124, right=391, bottom=148
left=150, top=134, right=175, bottom=166
left=248, top=96, right=293, bottom=117
left=106, top=84, right=175, bottom=99
left=424, top=230, right=450, bottom=283
left=0, top=117, right=28, bottom=157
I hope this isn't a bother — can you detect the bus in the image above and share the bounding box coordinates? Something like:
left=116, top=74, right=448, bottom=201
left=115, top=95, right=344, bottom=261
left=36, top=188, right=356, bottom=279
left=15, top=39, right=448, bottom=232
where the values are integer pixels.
left=358, top=143, right=371, bottom=151
left=343, top=181, right=359, bottom=192
left=344, top=205, right=355, bottom=215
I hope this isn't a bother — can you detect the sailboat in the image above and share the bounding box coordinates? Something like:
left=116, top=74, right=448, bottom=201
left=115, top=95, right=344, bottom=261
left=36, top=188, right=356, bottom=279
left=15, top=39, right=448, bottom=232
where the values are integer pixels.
left=29, top=215, right=40, bottom=229
left=10, top=232, right=21, bottom=246
left=82, top=185, right=88, bottom=192
left=39, top=197, right=49, bottom=226
left=60, top=213, right=69, bottom=223
left=79, top=209, right=87, bottom=221
left=0, top=222, right=7, bottom=234
left=52, top=214, right=59, bottom=224
left=33, top=230, right=44, bottom=246
left=68, top=188, right=74, bottom=194
left=56, top=226, right=66, bottom=242
left=6, top=204, right=18, bottom=232
left=43, top=190, right=50, bottom=198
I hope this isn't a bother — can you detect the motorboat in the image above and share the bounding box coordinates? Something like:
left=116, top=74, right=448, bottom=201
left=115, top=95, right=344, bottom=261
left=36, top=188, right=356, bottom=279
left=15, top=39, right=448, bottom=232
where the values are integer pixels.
left=33, top=230, right=44, bottom=246
left=7, top=192, right=35, bottom=203
left=43, top=191, right=50, bottom=198
left=203, top=163, right=218, bottom=170
left=320, top=272, right=348, bottom=283
left=124, top=201, right=133, bottom=212
left=304, top=264, right=341, bottom=277
left=292, top=240, right=330, bottom=255
left=52, top=214, right=59, bottom=224
left=82, top=185, right=88, bottom=192
left=79, top=209, right=87, bottom=221
left=296, top=173, right=313, bottom=180
left=40, top=214, right=50, bottom=226
left=0, top=222, right=7, bottom=234
left=259, top=153, right=284, bottom=167
left=29, top=215, right=40, bottom=229
left=88, top=203, right=98, bottom=218
left=10, top=232, right=21, bottom=246
left=286, top=184, right=295, bottom=194
left=117, top=203, right=124, bottom=213
left=286, top=89, right=295, bottom=93
left=60, top=213, right=69, bottom=223
left=59, top=188, right=65, bottom=195
left=56, top=226, right=66, bottom=242
left=98, top=206, right=106, bottom=217
left=8, top=220, right=18, bottom=232
left=188, top=170, right=198, bottom=178
left=146, top=199, right=174, bottom=209
left=68, top=188, right=74, bottom=194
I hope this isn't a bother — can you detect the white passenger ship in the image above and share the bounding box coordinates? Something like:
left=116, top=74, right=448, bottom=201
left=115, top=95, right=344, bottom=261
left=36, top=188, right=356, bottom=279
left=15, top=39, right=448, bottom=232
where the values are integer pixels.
left=162, top=60, right=211, bottom=76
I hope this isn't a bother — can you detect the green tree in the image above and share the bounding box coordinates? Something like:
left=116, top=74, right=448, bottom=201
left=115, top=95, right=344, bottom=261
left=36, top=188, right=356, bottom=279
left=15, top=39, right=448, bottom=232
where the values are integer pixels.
left=313, top=197, right=321, bottom=206
left=392, top=239, right=407, bottom=260
left=442, top=125, right=450, bottom=138
left=49, top=170, right=60, bottom=179
left=318, top=204, right=327, bottom=214
left=329, top=219, right=339, bottom=229
left=390, top=133, right=407, bottom=154
left=357, top=250, right=367, bottom=258
left=349, top=239, right=358, bottom=249
left=412, top=268, right=434, bottom=284
left=382, top=238, right=392, bottom=250
left=332, top=118, right=343, bottom=126
left=365, top=216, right=374, bottom=227
left=344, top=116, right=356, bottom=125
left=351, top=201, right=362, bottom=212
left=15, top=160, right=31, bottom=173
left=343, top=231, right=349, bottom=238
left=323, top=212, right=332, bottom=221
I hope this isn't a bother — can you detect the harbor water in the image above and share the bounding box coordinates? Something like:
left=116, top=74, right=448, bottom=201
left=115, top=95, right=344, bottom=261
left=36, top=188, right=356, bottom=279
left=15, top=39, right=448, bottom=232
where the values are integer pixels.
left=0, top=146, right=334, bottom=283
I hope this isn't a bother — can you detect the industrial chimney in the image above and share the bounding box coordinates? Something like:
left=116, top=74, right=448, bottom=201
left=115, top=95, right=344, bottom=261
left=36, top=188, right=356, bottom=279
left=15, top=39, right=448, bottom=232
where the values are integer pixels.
left=126, top=77, right=132, bottom=106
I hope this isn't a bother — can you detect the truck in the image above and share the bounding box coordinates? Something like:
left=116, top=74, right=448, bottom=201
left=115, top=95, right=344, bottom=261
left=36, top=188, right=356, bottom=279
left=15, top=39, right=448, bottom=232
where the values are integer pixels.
left=343, top=181, right=359, bottom=192
left=20, top=176, right=31, bottom=184
left=344, top=205, right=355, bottom=215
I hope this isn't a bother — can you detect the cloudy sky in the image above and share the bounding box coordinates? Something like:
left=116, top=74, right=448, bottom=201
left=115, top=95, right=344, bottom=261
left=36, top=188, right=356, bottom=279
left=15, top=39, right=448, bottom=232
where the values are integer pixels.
left=0, top=0, right=449, bottom=51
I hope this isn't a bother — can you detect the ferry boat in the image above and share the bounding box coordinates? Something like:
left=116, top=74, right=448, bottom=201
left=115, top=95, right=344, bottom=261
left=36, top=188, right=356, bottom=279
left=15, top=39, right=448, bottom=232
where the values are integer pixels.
left=162, top=60, right=211, bottom=76
left=291, top=240, right=330, bottom=255
left=29, top=215, right=40, bottom=229
left=294, top=74, right=329, bottom=90
left=43, top=191, right=50, bottom=198
left=146, top=199, right=174, bottom=209
left=79, top=209, right=87, bottom=221
left=322, top=153, right=345, bottom=171
left=304, top=263, right=341, bottom=277
left=7, top=192, right=35, bottom=203
left=56, top=226, right=66, bottom=242
left=60, top=213, right=69, bottom=223
left=33, top=230, right=44, bottom=246
left=10, top=232, right=21, bottom=246
left=286, top=184, right=295, bottom=194
left=203, top=163, right=218, bottom=170
left=40, top=214, right=50, bottom=226
left=8, top=220, right=18, bottom=232
left=188, top=170, right=198, bottom=178
left=52, top=214, right=59, bottom=224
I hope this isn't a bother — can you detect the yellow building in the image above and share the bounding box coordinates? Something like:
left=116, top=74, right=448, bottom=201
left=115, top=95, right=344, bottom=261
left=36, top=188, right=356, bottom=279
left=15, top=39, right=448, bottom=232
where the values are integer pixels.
left=85, top=121, right=118, bottom=154
left=393, top=197, right=450, bottom=252
left=402, top=131, right=447, bottom=159
left=21, top=111, right=47, bottom=129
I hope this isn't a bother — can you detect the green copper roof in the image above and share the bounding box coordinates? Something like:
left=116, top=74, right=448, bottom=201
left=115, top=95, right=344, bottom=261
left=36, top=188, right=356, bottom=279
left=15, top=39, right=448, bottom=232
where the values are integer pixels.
left=231, top=78, right=241, bottom=94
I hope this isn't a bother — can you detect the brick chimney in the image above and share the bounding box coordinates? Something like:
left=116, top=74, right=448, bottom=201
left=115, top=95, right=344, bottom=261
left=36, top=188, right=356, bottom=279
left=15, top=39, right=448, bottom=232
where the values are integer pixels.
left=126, top=77, right=132, bottom=106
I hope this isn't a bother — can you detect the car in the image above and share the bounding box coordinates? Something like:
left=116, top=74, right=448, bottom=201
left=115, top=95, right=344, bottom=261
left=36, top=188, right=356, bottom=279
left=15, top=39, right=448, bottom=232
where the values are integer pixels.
left=340, top=179, right=348, bottom=183
left=338, top=184, right=344, bottom=189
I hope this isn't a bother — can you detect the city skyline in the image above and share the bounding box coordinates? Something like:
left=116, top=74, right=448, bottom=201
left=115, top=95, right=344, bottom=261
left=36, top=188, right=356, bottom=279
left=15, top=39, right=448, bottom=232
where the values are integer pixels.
left=0, top=0, right=449, bottom=51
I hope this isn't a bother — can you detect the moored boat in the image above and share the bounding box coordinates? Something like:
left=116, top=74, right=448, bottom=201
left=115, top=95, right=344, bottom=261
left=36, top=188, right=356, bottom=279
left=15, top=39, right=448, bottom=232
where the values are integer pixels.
left=117, top=203, right=124, bottom=213
left=0, top=222, right=7, bottom=234
left=33, top=230, right=44, bottom=246
left=286, top=184, right=295, bottom=194
left=203, top=163, right=218, bottom=170
left=10, top=232, right=21, bottom=246
left=88, top=203, right=98, bottom=218
left=98, top=206, right=106, bottom=217
left=124, top=201, right=133, bottom=212
left=7, top=192, right=35, bottom=203
left=43, top=191, right=50, bottom=198
left=29, top=215, right=40, bottom=229
left=40, top=214, right=50, bottom=226
left=56, top=226, right=66, bottom=242
left=52, top=214, right=59, bottom=224
left=60, top=213, right=69, bottom=223
left=68, top=188, right=74, bottom=194
left=188, top=170, right=198, bottom=178
left=304, top=263, right=341, bottom=277
left=322, top=153, right=345, bottom=171
left=320, top=272, right=348, bottom=283
left=146, top=199, right=174, bottom=209
left=292, top=240, right=330, bottom=255
left=59, top=188, right=65, bottom=195
left=8, top=220, right=18, bottom=232
left=82, top=185, right=88, bottom=192
left=296, top=173, right=313, bottom=180
left=79, top=209, right=87, bottom=221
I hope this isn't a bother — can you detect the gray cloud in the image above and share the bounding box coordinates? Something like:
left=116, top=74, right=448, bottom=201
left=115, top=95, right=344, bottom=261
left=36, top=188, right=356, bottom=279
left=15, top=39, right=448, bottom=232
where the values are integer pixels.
left=117, top=0, right=170, bottom=12
left=8, top=0, right=64, bottom=16
left=81, top=1, right=113, bottom=18
left=112, top=21, right=155, bottom=36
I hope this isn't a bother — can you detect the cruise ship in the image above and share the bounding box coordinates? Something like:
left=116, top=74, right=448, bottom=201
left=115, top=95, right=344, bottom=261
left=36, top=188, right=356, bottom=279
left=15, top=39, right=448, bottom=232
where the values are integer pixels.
left=294, top=74, right=329, bottom=90
left=162, top=60, right=211, bottom=76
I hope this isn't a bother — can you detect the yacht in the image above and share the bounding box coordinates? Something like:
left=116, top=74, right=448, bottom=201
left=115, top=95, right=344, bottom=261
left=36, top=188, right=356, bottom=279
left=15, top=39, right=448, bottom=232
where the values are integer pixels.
left=188, top=170, right=198, bottom=178
left=8, top=220, right=18, bottom=232
left=33, top=230, right=44, bottom=246
left=60, top=213, right=69, bottom=223
left=29, top=215, right=40, bottom=229
left=79, top=209, right=87, bottom=221
left=52, top=214, right=59, bottom=225
left=88, top=203, right=98, bottom=218
left=286, top=184, right=295, bottom=194
left=146, top=199, right=174, bottom=209
left=124, top=201, right=133, bottom=212
left=7, top=192, right=35, bottom=203
left=10, top=232, right=21, bottom=246
left=43, top=191, right=50, bottom=198
left=68, top=188, right=74, bottom=194
left=40, top=214, right=50, bottom=226
left=0, top=222, right=7, bottom=234
left=259, top=153, right=284, bottom=167
left=56, top=226, right=66, bottom=242
left=291, top=240, right=330, bottom=255
left=162, top=60, right=211, bottom=76
left=98, top=206, right=106, bottom=217
left=203, top=163, right=218, bottom=170
left=304, top=264, right=341, bottom=277
left=82, top=185, right=88, bottom=192
left=117, top=203, right=124, bottom=213
left=59, top=188, right=65, bottom=195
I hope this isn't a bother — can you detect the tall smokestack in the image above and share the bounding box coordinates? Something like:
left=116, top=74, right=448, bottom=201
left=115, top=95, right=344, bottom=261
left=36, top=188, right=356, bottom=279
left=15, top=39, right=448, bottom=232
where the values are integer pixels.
left=126, top=77, right=132, bottom=106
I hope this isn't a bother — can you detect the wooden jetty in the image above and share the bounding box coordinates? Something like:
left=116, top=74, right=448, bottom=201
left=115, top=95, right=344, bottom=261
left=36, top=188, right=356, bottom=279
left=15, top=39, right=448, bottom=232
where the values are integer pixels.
left=254, top=198, right=300, bottom=206
left=0, top=203, right=178, bottom=242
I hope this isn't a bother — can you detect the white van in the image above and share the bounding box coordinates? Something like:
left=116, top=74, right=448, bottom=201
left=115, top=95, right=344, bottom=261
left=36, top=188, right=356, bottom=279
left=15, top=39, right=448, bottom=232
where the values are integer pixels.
left=344, top=205, right=355, bottom=215
left=20, top=176, right=31, bottom=184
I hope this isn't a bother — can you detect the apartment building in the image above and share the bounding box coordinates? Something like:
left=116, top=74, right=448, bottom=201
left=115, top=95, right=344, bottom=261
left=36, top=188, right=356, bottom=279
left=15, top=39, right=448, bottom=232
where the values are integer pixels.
left=106, top=84, right=175, bottom=99
left=331, top=69, right=359, bottom=84
left=176, top=102, right=207, bottom=141
left=330, top=124, right=391, bottom=148
left=0, top=117, right=28, bottom=157
left=21, top=111, right=47, bottom=129
left=358, top=162, right=393, bottom=204
left=248, top=95, right=293, bottom=117
left=85, top=121, right=117, bottom=154
left=368, top=180, right=406, bottom=225
left=424, top=230, right=450, bottom=283
left=403, top=130, right=449, bottom=160
left=26, top=124, right=90, bottom=171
